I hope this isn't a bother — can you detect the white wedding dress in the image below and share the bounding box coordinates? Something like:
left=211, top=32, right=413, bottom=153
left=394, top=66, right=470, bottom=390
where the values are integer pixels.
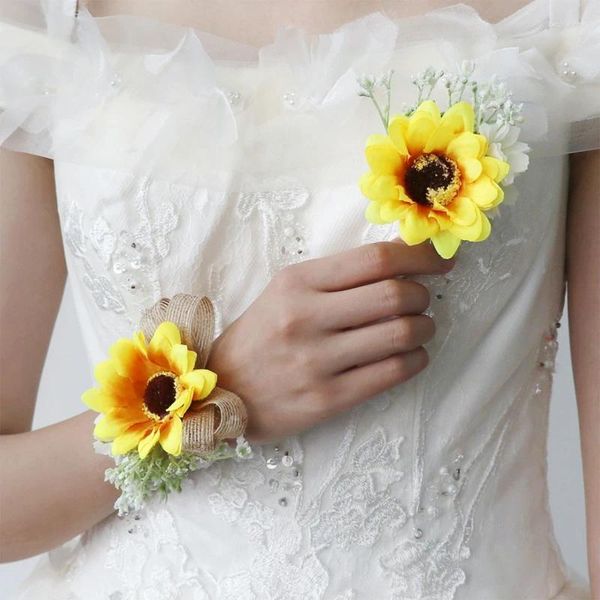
left=1, top=0, right=599, bottom=598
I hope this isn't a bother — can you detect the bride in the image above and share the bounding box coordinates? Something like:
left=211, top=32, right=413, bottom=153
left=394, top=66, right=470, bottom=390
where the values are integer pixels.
left=0, top=0, right=598, bottom=598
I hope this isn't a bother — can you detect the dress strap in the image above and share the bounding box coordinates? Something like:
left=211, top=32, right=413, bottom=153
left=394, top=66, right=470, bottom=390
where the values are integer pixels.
left=549, top=0, right=582, bottom=26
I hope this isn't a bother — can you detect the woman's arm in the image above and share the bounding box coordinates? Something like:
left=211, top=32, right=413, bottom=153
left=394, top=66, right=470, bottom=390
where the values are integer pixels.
left=566, top=149, right=600, bottom=597
left=0, top=148, right=452, bottom=562
left=0, top=149, right=119, bottom=561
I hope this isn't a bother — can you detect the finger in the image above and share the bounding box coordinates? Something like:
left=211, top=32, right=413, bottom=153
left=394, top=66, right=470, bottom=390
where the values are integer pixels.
left=327, top=347, right=429, bottom=412
left=322, top=315, right=435, bottom=374
left=298, top=238, right=455, bottom=292
left=317, top=278, right=430, bottom=330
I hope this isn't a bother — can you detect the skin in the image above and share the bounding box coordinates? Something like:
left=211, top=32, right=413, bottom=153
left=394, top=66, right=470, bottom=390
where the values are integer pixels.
left=0, top=4, right=597, bottom=597
left=85, top=0, right=536, bottom=48
left=566, top=150, right=600, bottom=599
left=0, top=148, right=451, bottom=560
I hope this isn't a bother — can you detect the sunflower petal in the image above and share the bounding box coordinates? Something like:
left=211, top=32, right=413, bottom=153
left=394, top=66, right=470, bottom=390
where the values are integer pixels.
left=476, top=210, right=492, bottom=241
left=109, top=338, right=157, bottom=383
left=481, top=156, right=511, bottom=183
left=94, top=415, right=125, bottom=441
left=448, top=214, right=484, bottom=242
left=168, top=344, right=195, bottom=376
left=399, top=206, right=439, bottom=245
left=359, top=172, right=400, bottom=203
left=387, top=114, right=410, bottom=155
left=179, top=369, right=218, bottom=400
left=381, top=199, right=411, bottom=221
left=447, top=196, right=479, bottom=227
left=431, top=231, right=462, bottom=259
left=406, top=113, right=438, bottom=156
left=446, top=132, right=487, bottom=160
left=132, top=331, right=148, bottom=357
left=168, top=387, right=193, bottom=416
left=424, top=102, right=476, bottom=154
left=160, top=417, right=183, bottom=456
left=111, top=423, right=151, bottom=455
left=94, top=408, right=148, bottom=441
left=457, top=157, right=483, bottom=183
left=138, top=427, right=161, bottom=459
left=82, top=388, right=114, bottom=412
left=365, top=136, right=405, bottom=176
left=464, top=176, right=503, bottom=210
left=414, top=100, right=442, bottom=121
left=364, top=200, right=387, bottom=224
left=148, top=322, right=181, bottom=367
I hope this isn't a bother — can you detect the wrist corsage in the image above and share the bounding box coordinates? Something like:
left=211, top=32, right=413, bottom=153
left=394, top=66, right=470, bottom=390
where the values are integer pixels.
left=83, top=294, right=252, bottom=515
left=357, top=62, right=530, bottom=258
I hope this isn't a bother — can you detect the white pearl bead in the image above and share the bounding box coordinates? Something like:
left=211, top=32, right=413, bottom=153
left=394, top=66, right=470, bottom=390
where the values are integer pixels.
left=560, top=68, right=578, bottom=82
left=226, top=90, right=242, bottom=105
left=283, top=91, right=297, bottom=106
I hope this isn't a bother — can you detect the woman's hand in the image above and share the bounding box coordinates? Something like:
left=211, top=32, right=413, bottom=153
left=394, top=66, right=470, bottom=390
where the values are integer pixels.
left=206, top=239, right=455, bottom=443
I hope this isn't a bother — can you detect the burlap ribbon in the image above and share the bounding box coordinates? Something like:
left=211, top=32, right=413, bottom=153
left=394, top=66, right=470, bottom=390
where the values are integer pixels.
left=140, top=294, right=248, bottom=454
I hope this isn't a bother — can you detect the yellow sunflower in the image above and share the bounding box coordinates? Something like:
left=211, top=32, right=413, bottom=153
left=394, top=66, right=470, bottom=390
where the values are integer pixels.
left=359, top=100, right=511, bottom=258
left=82, top=322, right=217, bottom=459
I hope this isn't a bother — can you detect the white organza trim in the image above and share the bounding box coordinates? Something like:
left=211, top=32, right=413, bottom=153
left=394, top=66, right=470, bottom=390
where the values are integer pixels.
left=0, top=1, right=599, bottom=190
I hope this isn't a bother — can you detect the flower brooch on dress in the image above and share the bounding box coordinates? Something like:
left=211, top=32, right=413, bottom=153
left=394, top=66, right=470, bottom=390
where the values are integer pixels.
left=83, top=294, right=252, bottom=515
left=357, top=62, right=530, bottom=258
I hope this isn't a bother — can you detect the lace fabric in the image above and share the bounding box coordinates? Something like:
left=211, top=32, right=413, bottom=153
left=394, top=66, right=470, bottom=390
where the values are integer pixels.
left=2, top=1, right=598, bottom=598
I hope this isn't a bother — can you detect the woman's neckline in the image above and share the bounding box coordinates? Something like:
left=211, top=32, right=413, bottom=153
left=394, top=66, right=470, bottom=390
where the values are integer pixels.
left=84, top=0, right=554, bottom=56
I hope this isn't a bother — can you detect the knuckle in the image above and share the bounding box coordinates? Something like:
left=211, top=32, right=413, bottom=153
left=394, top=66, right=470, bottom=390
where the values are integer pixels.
left=307, top=385, right=335, bottom=418
left=293, top=347, right=319, bottom=378
left=380, top=279, right=403, bottom=312
left=363, top=242, right=391, bottom=276
left=387, top=354, right=411, bottom=382
left=272, top=264, right=297, bottom=292
left=276, top=303, right=301, bottom=338
left=391, top=318, right=413, bottom=349
left=388, top=347, right=429, bottom=382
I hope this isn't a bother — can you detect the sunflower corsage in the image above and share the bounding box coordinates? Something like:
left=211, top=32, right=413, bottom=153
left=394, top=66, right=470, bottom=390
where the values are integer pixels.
left=83, top=294, right=252, bottom=515
left=357, top=62, right=530, bottom=258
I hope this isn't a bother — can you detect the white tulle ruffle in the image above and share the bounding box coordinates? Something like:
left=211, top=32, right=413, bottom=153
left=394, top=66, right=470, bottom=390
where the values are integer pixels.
left=0, top=1, right=599, bottom=190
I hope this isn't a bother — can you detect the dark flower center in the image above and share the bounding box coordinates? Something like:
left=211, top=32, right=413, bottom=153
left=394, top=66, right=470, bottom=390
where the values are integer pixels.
left=144, top=372, right=177, bottom=420
left=404, top=153, right=461, bottom=207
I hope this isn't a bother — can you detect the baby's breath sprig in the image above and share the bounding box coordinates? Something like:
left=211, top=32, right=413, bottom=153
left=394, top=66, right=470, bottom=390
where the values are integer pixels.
left=411, top=66, right=446, bottom=108
left=357, top=69, right=395, bottom=130
left=472, top=75, right=525, bottom=131
left=105, top=436, right=253, bottom=516
left=398, top=61, right=525, bottom=133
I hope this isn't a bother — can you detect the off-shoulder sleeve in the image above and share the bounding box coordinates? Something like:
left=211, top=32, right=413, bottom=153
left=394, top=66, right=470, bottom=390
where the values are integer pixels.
left=553, top=0, right=600, bottom=153
left=0, top=1, right=239, bottom=187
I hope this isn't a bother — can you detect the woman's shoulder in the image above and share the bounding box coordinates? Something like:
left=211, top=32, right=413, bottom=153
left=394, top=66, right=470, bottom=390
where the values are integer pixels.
left=1, top=0, right=598, bottom=170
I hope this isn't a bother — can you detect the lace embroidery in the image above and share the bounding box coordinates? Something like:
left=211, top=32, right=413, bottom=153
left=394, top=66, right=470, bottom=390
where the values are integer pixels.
left=61, top=178, right=179, bottom=326
left=309, top=427, right=407, bottom=551
left=379, top=319, right=562, bottom=600
left=200, top=451, right=330, bottom=599
left=102, top=508, right=209, bottom=600
left=236, top=181, right=310, bottom=277
left=63, top=202, right=127, bottom=314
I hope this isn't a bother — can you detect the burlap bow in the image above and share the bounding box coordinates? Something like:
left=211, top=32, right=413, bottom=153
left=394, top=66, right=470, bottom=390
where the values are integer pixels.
left=140, top=294, right=248, bottom=454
